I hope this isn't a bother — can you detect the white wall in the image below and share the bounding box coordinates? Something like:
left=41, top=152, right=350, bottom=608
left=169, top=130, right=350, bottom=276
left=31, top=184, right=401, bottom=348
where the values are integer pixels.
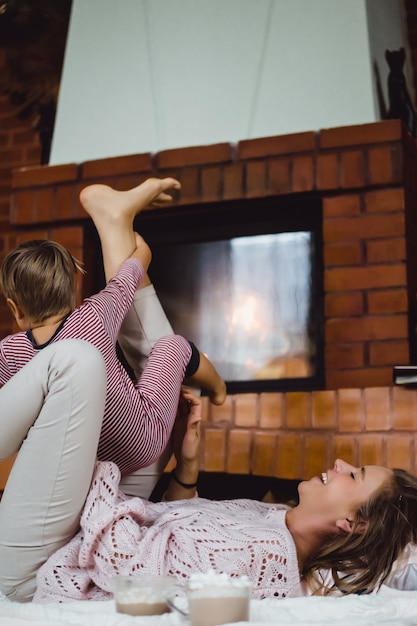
left=50, top=0, right=409, bottom=165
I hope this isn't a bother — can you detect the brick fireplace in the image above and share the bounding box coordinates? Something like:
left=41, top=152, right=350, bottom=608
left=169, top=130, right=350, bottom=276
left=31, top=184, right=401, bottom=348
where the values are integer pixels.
left=2, top=119, right=417, bottom=483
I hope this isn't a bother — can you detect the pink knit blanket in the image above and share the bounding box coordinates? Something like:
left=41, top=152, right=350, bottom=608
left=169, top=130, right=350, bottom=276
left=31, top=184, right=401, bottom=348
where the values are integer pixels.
left=34, top=461, right=302, bottom=603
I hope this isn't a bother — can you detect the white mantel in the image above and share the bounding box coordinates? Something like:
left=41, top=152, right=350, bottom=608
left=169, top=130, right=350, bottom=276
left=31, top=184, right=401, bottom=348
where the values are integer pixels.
left=50, top=0, right=412, bottom=165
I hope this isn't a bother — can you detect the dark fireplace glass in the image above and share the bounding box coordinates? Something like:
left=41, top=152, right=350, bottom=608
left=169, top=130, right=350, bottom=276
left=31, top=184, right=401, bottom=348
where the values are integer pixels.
left=140, top=194, right=323, bottom=393
left=150, top=232, right=313, bottom=383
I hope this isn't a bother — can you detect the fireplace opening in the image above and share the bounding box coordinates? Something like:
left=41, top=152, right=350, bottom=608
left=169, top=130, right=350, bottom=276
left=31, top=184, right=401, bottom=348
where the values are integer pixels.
left=135, top=192, right=324, bottom=394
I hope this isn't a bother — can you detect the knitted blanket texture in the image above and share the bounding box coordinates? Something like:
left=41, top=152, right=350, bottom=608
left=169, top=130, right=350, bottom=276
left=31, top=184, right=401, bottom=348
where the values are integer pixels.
left=34, top=461, right=302, bottom=603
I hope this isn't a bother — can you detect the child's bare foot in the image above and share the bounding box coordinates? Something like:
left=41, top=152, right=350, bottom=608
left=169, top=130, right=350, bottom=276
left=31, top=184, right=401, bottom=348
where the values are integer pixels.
left=186, top=351, right=227, bottom=406
left=79, top=177, right=181, bottom=231
left=208, top=379, right=227, bottom=406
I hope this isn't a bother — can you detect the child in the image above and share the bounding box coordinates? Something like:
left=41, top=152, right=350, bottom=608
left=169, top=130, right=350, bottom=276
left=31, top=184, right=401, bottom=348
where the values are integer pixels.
left=0, top=178, right=226, bottom=475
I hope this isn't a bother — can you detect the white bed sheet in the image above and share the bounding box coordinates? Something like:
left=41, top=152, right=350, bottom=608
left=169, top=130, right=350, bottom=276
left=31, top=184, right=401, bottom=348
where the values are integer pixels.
left=1, top=589, right=417, bottom=626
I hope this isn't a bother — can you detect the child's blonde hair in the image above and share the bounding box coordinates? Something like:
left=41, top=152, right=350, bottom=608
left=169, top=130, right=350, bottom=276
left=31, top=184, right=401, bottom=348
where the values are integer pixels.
left=0, top=240, right=84, bottom=324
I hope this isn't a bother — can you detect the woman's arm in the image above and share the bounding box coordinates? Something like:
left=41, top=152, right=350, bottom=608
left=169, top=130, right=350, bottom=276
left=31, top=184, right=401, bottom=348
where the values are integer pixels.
left=164, top=388, right=201, bottom=501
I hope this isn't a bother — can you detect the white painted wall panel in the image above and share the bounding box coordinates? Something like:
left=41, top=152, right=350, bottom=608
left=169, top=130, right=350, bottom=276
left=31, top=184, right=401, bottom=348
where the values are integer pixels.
left=50, top=0, right=408, bottom=165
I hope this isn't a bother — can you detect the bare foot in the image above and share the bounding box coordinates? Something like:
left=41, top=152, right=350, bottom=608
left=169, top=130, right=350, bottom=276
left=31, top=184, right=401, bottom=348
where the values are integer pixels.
left=185, top=374, right=227, bottom=406
left=185, top=350, right=227, bottom=406
left=208, top=379, right=227, bottom=406
left=79, top=177, right=181, bottom=230
left=79, top=177, right=181, bottom=282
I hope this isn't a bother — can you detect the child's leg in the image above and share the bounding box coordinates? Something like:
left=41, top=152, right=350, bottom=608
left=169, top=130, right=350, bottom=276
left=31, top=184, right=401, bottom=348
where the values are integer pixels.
left=118, top=288, right=225, bottom=406
left=79, top=177, right=180, bottom=282
left=0, top=340, right=106, bottom=602
left=101, top=334, right=192, bottom=476
left=117, top=300, right=225, bottom=497
left=118, top=284, right=206, bottom=499
left=118, top=336, right=224, bottom=470
left=118, top=283, right=175, bottom=498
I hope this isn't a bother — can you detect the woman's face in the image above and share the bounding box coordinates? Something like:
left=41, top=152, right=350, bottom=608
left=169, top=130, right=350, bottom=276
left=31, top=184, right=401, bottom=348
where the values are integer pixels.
left=297, top=459, right=392, bottom=524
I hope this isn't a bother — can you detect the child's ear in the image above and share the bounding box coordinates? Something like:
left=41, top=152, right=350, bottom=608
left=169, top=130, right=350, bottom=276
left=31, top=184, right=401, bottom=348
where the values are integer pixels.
left=6, top=298, right=24, bottom=322
left=336, top=517, right=367, bottom=535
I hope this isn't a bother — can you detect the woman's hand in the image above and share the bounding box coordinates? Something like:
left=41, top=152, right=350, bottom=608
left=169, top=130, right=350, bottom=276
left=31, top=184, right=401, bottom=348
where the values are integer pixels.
left=173, top=388, right=201, bottom=465
left=164, top=388, right=201, bottom=501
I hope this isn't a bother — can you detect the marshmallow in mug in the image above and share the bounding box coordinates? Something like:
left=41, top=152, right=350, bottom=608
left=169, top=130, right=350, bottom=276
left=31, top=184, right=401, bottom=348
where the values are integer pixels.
left=187, top=570, right=251, bottom=596
left=183, top=571, right=251, bottom=626
left=113, top=575, right=176, bottom=616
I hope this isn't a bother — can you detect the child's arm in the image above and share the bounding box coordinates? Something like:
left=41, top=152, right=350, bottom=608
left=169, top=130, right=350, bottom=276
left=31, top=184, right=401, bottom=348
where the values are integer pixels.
left=0, top=337, right=18, bottom=386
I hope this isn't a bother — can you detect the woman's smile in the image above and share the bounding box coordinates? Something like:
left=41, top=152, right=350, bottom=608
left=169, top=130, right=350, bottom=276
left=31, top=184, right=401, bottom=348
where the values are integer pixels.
left=297, top=459, right=393, bottom=522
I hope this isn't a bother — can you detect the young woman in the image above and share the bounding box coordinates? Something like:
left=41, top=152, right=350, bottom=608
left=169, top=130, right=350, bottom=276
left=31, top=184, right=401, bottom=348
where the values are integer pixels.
left=1, top=337, right=416, bottom=603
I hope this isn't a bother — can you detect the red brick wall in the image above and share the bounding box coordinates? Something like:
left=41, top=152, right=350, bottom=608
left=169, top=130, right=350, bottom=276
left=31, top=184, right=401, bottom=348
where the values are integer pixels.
left=0, top=49, right=42, bottom=490
left=0, top=50, right=41, bottom=340
left=2, top=119, right=417, bottom=482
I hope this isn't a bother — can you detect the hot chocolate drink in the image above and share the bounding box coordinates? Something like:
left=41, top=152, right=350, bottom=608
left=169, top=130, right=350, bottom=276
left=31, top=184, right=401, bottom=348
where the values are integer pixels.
left=113, top=574, right=176, bottom=617
left=116, top=600, right=169, bottom=616
left=186, top=571, right=251, bottom=626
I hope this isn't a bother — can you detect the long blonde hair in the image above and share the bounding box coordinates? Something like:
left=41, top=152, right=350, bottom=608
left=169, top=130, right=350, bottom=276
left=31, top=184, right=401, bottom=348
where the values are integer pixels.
left=303, top=469, right=417, bottom=595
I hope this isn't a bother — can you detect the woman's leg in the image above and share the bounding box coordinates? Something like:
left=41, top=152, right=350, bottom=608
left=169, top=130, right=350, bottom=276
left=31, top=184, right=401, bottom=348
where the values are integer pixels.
left=79, top=177, right=180, bottom=282
left=0, top=340, right=106, bottom=602
left=80, top=179, right=180, bottom=500
left=118, top=283, right=174, bottom=379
